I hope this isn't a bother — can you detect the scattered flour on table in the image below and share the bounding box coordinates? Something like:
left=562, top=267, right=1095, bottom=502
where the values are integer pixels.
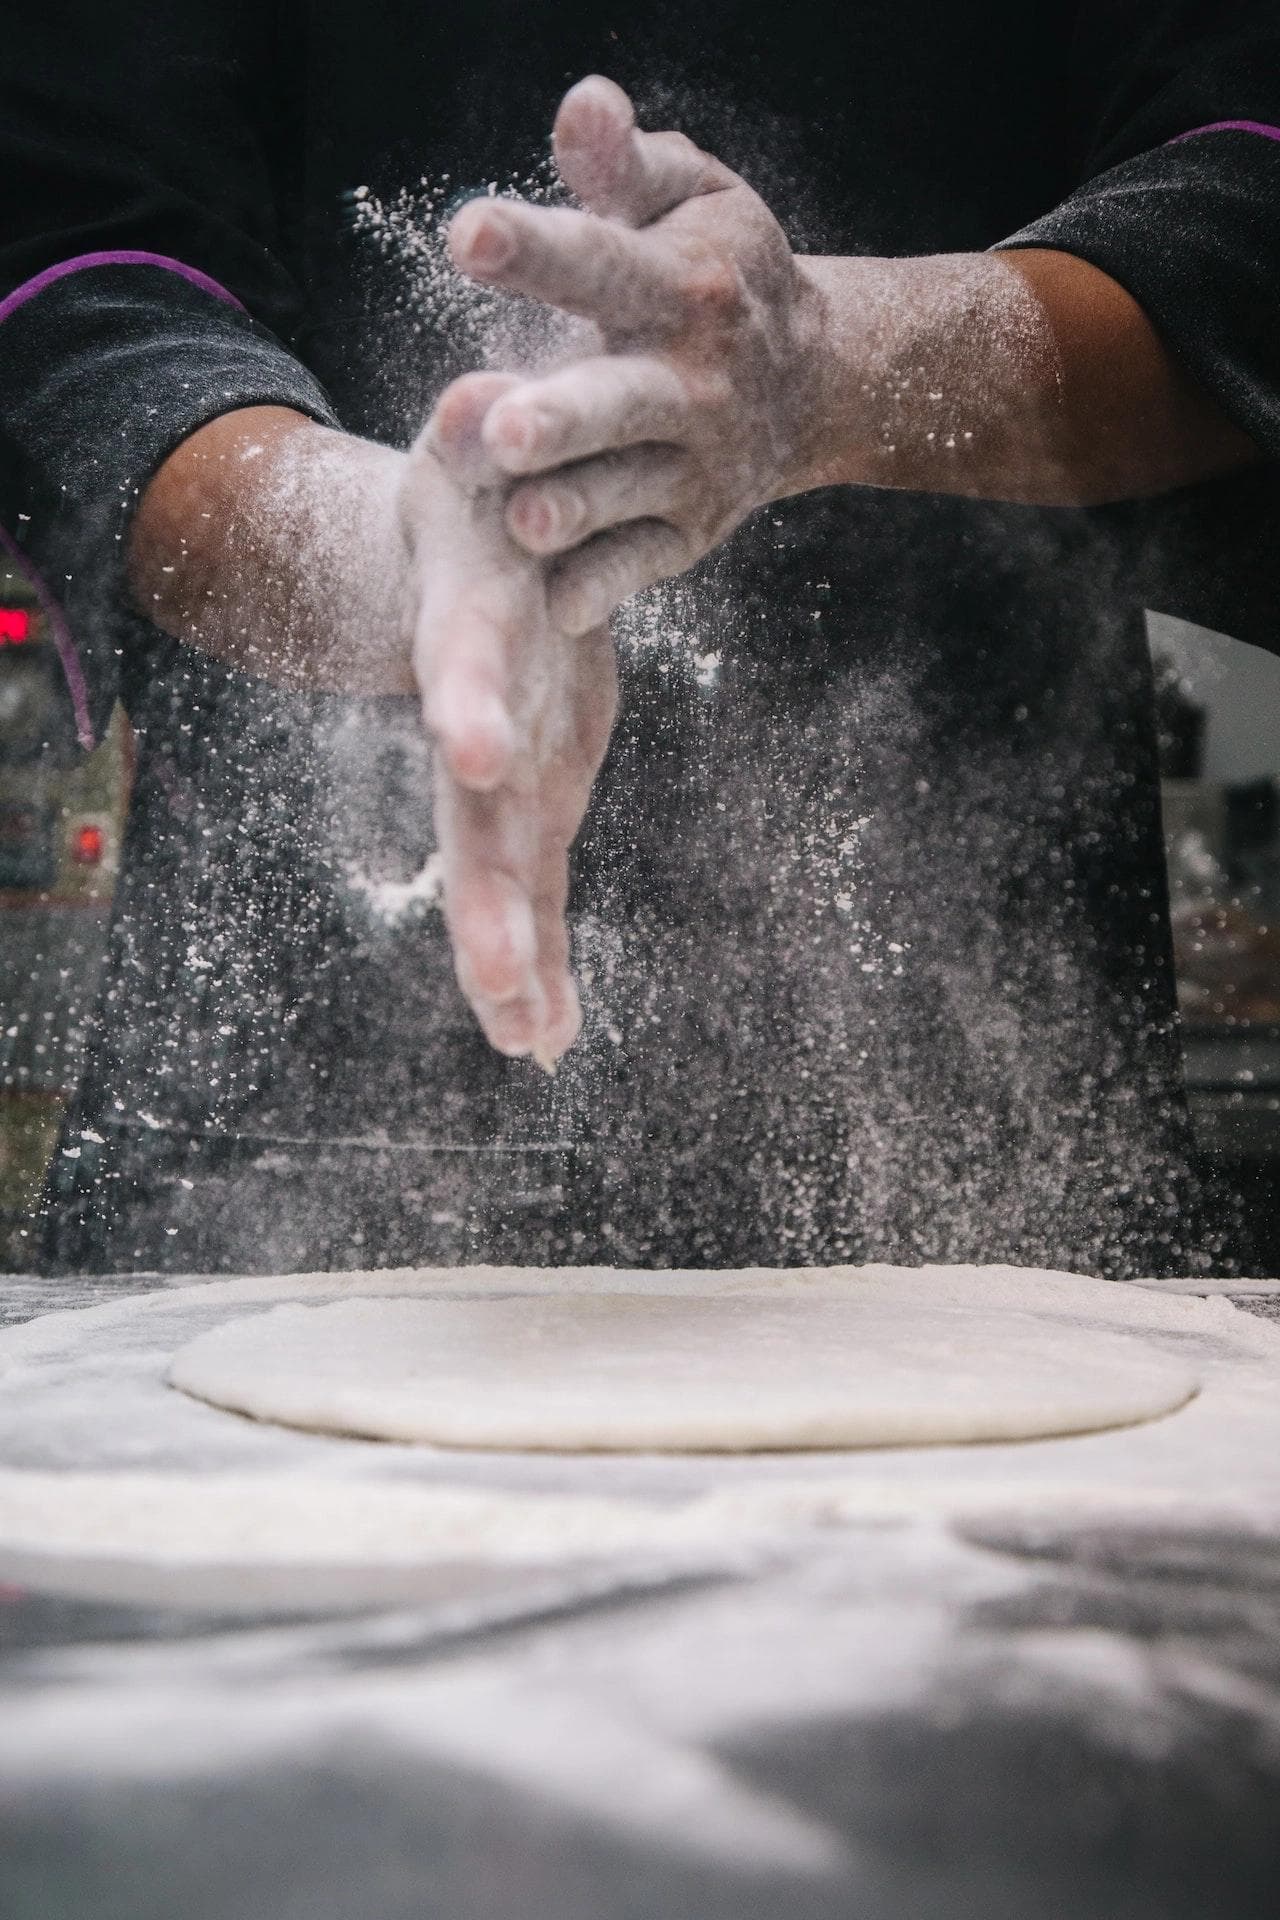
left=6, top=1263, right=1278, bottom=1586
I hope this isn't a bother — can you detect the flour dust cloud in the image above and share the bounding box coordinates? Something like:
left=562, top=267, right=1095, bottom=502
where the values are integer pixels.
left=34, top=92, right=1225, bottom=1279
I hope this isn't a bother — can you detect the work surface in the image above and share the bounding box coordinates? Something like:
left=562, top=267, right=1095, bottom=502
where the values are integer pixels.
left=3, top=1268, right=1280, bottom=1920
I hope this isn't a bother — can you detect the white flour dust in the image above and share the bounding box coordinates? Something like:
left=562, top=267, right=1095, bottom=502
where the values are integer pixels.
left=349, top=156, right=583, bottom=382
left=79, top=94, right=1223, bottom=1281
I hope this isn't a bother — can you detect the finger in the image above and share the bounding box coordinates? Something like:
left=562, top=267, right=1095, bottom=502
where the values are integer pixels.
left=553, top=75, right=724, bottom=226
left=483, top=994, right=549, bottom=1060
left=529, top=843, right=581, bottom=1068
left=528, top=625, right=618, bottom=1066
left=506, top=444, right=691, bottom=555
left=416, top=582, right=521, bottom=791
left=459, top=844, right=574, bottom=1068
left=426, top=370, right=521, bottom=488
left=533, top=943, right=582, bottom=1069
left=519, top=626, right=619, bottom=836
left=548, top=521, right=692, bottom=636
left=411, top=373, right=530, bottom=791
left=483, top=354, right=690, bottom=476
left=537, top=973, right=583, bottom=1070
left=438, top=780, right=545, bottom=1053
left=572, top=624, right=621, bottom=778
left=448, top=198, right=685, bottom=334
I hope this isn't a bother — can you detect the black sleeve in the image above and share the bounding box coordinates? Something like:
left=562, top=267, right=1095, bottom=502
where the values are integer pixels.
left=993, top=3, right=1280, bottom=652
left=0, top=1, right=338, bottom=744
left=997, top=2, right=1280, bottom=459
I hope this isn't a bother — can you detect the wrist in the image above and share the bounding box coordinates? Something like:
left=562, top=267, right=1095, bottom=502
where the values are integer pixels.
left=778, top=253, right=1069, bottom=503
left=775, top=257, right=887, bottom=498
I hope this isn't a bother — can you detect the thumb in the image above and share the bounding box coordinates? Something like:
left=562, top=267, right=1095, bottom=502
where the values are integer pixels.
left=554, top=74, right=718, bottom=227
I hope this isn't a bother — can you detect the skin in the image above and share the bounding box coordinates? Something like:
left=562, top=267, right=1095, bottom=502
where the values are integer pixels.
left=130, top=75, right=1259, bottom=1066
left=130, top=387, right=615, bottom=1067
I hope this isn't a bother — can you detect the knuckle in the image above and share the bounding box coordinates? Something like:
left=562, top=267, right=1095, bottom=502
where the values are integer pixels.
left=545, top=481, right=587, bottom=540
left=666, top=131, right=703, bottom=167
left=404, top=432, right=443, bottom=495
left=406, top=425, right=436, bottom=470
left=505, top=485, right=548, bottom=546
left=681, top=252, right=744, bottom=317
left=676, top=359, right=734, bottom=413
left=605, top=538, right=644, bottom=591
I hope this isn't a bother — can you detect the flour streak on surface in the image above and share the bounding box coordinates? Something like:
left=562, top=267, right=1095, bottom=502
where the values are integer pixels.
left=0, top=1266, right=1277, bottom=1612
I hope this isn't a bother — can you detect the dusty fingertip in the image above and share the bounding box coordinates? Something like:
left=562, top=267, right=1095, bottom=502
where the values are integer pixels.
left=507, top=483, right=583, bottom=554
left=532, top=1002, right=577, bottom=1073
left=557, top=74, right=635, bottom=141
left=448, top=200, right=516, bottom=275
left=482, top=969, right=549, bottom=1058
left=505, top=487, right=553, bottom=551
left=483, top=399, right=538, bottom=465
left=446, top=727, right=513, bottom=793
left=548, top=975, right=585, bottom=1056
left=484, top=1006, right=536, bottom=1058
left=435, top=371, right=513, bottom=432
left=425, top=688, right=515, bottom=791
left=495, top=1026, right=535, bottom=1061
left=479, top=395, right=552, bottom=474
left=554, top=78, right=637, bottom=211
left=430, top=373, right=516, bottom=473
left=457, top=896, right=541, bottom=1011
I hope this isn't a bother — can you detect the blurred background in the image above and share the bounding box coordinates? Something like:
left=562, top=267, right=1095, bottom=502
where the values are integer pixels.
left=3, top=574, right=1279, bottom=1272
left=1152, top=613, right=1280, bottom=1274
left=0, top=561, right=129, bottom=1270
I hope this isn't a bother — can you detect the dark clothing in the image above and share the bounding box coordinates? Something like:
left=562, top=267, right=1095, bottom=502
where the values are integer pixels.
left=3, top=2, right=1280, bottom=1275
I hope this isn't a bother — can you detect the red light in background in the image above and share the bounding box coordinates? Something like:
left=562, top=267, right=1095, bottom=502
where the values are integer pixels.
left=0, top=607, right=32, bottom=645
left=71, top=823, right=104, bottom=866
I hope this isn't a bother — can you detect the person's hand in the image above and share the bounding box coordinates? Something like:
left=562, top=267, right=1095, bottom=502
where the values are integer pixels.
left=400, top=372, right=617, bottom=1067
left=444, top=76, right=829, bottom=636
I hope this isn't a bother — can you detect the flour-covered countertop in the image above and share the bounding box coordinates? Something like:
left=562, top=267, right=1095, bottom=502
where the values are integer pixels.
left=3, top=1268, right=1280, bottom=1920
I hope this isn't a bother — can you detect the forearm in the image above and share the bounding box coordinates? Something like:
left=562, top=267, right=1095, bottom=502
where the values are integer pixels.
left=789, top=248, right=1259, bottom=507
left=128, top=406, right=415, bottom=695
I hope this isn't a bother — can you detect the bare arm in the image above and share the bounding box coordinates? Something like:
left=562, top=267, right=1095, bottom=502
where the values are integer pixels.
left=134, top=254, right=1248, bottom=684
left=128, top=405, right=414, bottom=694
left=791, top=246, right=1258, bottom=506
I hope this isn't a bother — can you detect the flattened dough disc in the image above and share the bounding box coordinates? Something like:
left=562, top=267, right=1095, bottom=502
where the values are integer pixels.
left=167, top=1279, right=1198, bottom=1453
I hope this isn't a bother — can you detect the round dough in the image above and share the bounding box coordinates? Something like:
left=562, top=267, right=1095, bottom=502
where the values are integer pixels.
left=167, top=1281, right=1198, bottom=1453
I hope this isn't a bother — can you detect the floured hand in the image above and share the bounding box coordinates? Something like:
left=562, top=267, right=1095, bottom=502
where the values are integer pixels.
left=445, top=76, right=828, bottom=634
left=401, top=373, right=617, bottom=1067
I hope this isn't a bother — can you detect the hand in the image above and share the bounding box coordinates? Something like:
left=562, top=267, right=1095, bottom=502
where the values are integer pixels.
left=445, top=76, right=829, bottom=635
left=401, top=372, right=617, bottom=1067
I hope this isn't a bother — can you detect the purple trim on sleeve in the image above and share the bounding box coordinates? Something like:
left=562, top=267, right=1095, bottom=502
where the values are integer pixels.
left=0, top=250, right=246, bottom=328
left=1169, top=120, right=1280, bottom=146
left=0, top=523, right=95, bottom=751
left=0, top=251, right=252, bottom=750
